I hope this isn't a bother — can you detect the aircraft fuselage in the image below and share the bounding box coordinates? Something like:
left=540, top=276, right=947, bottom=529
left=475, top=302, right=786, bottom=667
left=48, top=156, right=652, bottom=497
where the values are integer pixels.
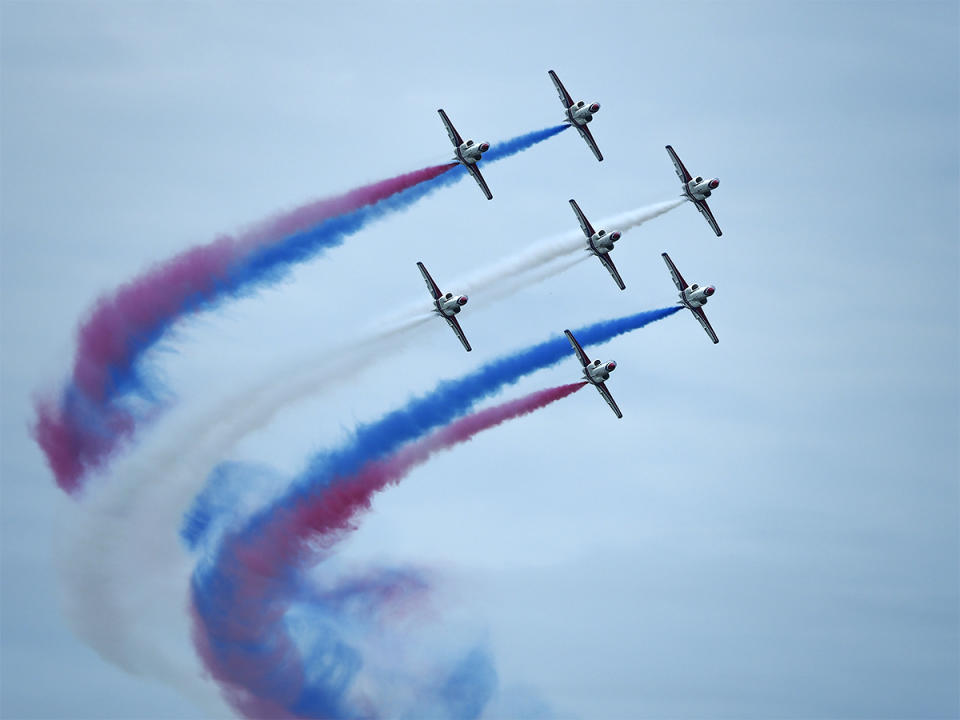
left=436, top=292, right=468, bottom=317
left=588, top=229, right=620, bottom=255
left=680, top=284, right=715, bottom=309
left=685, top=176, right=720, bottom=202
left=567, top=100, right=600, bottom=127
left=456, top=139, right=488, bottom=165
left=583, top=358, right=616, bottom=384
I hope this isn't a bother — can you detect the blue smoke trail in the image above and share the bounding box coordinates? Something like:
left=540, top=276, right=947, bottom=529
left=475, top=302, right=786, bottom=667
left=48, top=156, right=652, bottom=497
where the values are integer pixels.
left=226, top=124, right=569, bottom=300
left=228, top=167, right=459, bottom=293
left=115, top=124, right=570, bottom=393
left=186, top=304, right=681, bottom=549
left=481, top=124, right=569, bottom=163
left=293, top=304, right=681, bottom=502
left=110, top=124, right=569, bottom=402
left=228, top=124, right=569, bottom=296
left=188, top=305, right=680, bottom=718
left=37, top=123, right=570, bottom=496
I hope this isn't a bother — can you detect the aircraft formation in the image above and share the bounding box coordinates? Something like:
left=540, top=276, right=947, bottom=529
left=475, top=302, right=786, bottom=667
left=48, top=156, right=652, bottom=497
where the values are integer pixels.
left=423, top=70, right=724, bottom=418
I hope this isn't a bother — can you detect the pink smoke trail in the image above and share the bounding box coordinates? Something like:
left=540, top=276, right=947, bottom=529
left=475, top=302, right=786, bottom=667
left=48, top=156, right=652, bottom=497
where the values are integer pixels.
left=76, top=163, right=455, bottom=403
left=193, top=382, right=585, bottom=717
left=34, top=162, right=455, bottom=494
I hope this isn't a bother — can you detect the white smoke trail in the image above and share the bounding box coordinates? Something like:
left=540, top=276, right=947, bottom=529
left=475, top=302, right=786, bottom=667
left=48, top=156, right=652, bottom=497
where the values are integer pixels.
left=477, top=250, right=593, bottom=305
left=458, top=197, right=686, bottom=298
left=382, top=197, right=686, bottom=319
left=55, top=313, right=435, bottom=716
left=56, top=198, right=683, bottom=711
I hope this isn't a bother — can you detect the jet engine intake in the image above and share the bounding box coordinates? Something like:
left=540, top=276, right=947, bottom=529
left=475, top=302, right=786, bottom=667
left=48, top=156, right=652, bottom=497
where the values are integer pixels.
left=689, top=177, right=719, bottom=198
left=686, top=285, right=715, bottom=306
left=571, top=102, right=599, bottom=124
left=460, top=141, right=489, bottom=158
left=439, top=295, right=467, bottom=315
left=587, top=361, right=615, bottom=382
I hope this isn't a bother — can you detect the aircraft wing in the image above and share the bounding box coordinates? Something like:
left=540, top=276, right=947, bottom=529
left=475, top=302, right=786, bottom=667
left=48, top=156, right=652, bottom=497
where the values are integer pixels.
left=548, top=70, right=574, bottom=108
left=690, top=306, right=719, bottom=344
left=694, top=198, right=723, bottom=237
left=594, top=381, right=623, bottom=419
left=437, top=109, right=464, bottom=148
left=576, top=124, right=603, bottom=162
left=465, top=162, right=493, bottom=200
left=444, top=314, right=472, bottom=352
left=597, top=253, right=626, bottom=291
left=417, top=261, right=443, bottom=300
left=665, top=144, right=692, bottom=183
left=564, top=329, right=591, bottom=368
left=660, top=252, right=687, bottom=292
left=568, top=199, right=595, bottom=239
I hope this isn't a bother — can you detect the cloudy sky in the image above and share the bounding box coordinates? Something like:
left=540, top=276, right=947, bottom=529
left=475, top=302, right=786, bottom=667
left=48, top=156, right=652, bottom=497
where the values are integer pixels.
left=2, top=2, right=957, bottom=718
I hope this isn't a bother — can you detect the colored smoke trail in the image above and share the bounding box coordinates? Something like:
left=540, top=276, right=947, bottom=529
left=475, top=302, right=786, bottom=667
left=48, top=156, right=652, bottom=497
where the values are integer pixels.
left=479, top=124, right=568, bottom=164
left=34, top=124, right=570, bottom=495
left=64, top=193, right=679, bottom=522
left=54, top=311, right=437, bottom=692
left=57, top=303, right=676, bottom=713
left=254, top=305, right=684, bottom=510
left=51, top=123, right=578, bottom=707
left=187, top=307, right=680, bottom=714
left=285, top=382, right=588, bottom=550
left=33, top=162, right=454, bottom=495
left=155, top=196, right=683, bottom=479
left=191, top=383, right=584, bottom=718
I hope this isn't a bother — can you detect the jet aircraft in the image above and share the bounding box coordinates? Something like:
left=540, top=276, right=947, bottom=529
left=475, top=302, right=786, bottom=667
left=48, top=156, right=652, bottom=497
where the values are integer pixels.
left=665, top=144, right=722, bottom=236
left=569, top=198, right=626, bottom=290
left=417, top=261, right=472, bottom=352
left=438, top=109, right=492, bottom=200
left=564, top=329, right=622, bottom=419
left=548, top=70, right=603, bottom=162
left=661, top=252, right=719, bottom=344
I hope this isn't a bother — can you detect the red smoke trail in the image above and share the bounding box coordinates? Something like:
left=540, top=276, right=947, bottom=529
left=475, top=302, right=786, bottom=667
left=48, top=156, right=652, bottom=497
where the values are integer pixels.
left=74, top=163, right=455, bottom=404
left=194, top=382, right=585, bottom=717
left=256, top=382, right=586, bottom=566
left=34, top=162, right=455, bottom=494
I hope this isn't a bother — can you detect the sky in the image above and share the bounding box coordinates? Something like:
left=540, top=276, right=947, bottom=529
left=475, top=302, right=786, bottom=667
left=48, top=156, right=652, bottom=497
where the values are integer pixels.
left=1, top=1, right=958, bottom=718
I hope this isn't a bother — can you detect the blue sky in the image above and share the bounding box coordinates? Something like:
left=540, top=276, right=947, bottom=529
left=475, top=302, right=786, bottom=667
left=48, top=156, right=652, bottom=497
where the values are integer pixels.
left=1, top=2, right=957, bottom=718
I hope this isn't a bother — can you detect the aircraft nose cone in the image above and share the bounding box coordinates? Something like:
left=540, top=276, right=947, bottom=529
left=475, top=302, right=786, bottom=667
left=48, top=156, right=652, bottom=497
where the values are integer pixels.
left=709, top=178, right=719, bottom=189
left=458, top=295, right=468, bottom=305
left=705, top=286, right=715, bottom=296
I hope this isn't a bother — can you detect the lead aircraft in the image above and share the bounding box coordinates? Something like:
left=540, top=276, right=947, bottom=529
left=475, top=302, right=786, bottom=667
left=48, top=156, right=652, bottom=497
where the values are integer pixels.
left=661, top=252, right=719, bottom=344
left=665, top=144, right=722, bottom=237
left=548, top=70, right=603, bottom=162
left=568, top=199, right=625, bottom=290
left=417, top=261, right=472, bottom=352
left=564, top=329, right=622, bottom=419
left=438, top=109, right=492, bottom=200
